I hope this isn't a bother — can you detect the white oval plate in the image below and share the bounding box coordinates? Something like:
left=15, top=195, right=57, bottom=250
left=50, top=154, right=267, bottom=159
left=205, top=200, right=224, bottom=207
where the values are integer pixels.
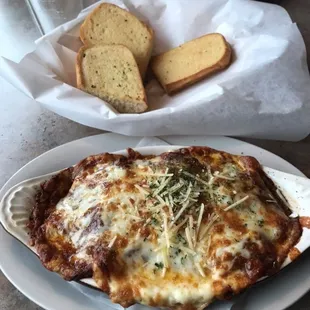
left=1, top=145, right=310, bottom=289
left=0, top=134, right=309, bottom=310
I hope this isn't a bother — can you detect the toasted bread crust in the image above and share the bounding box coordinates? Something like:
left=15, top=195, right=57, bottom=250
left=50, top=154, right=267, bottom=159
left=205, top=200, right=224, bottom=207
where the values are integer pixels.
left=76, top=45, right=88, bottom=90
left=151, top=33, right=232, bottom=95
left=140, top=24, right=154, bottom=78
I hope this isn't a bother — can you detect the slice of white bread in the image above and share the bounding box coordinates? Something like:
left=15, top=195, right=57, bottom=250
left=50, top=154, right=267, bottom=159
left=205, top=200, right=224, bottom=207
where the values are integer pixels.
left=150, top=33, right=232, bottom=95
left=76, top=44, right=147, bottom=113
left=80, top=3, right=154, bottom=78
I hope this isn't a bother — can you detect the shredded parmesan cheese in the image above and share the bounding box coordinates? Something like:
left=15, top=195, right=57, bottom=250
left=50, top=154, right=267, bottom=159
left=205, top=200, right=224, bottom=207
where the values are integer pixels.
left=183, top=171, right=210, bottom=186
left=178, top=245, right=196, bottom=256
left=168, top=194, right=174, bottom=207
left=214, top=173, right=235, bottom=181
left=198, top=303, right=210, bottom=310
left=135, top=184, right=149, bottom=196
left=195, top=261, right=206, bottom=277
left=138, top=172, right=174, bottom=177
left=162, top=248, right=169, bottom=268
left=180, top=182, right=193, bottom=203
left=117, top=205, right=125, bottom=214
left=156, top=195, right=166, bottom=206
left=199, top=214, right=219, bottom=241
left=224, top=195, right=249, bottom=211
left=125, top=197, right=133, bottom=208
left=153, top=176, right=172, bottom=197
left=161, top=267, right=167, bottom=278
left=170, top=200, right=190, bottom=228
left=196, top=203, right=205, bottom=241
left=154, top=246, right=165, bottom=253
left=135, top=229, right=141, bottom=240
left=108, top=235, right=117, bottom=248
left=165, top=197, right=174, bottom=218
left=189, top=215, right=195, bottom=246
left=185, top=226, right=194, bottom=250
left=169, top=181, right=185, bottom=194
left=171, top=216, right=188, bottom=233
left=163, top=213, right=170, bottom=249
left=128, top=214, right=142, bottom=220
left=207, top=166, right=212, bottom=179
left=143, top=218, right=151, bottom=227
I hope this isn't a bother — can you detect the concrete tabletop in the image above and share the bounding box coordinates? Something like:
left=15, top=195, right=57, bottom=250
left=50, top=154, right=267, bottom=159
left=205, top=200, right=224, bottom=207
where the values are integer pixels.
left=0, top=0, right=309, bottom=309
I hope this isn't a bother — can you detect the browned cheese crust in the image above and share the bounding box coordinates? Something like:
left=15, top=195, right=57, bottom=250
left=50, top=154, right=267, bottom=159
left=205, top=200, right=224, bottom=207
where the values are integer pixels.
left=28, top=147, right=302, bottom=309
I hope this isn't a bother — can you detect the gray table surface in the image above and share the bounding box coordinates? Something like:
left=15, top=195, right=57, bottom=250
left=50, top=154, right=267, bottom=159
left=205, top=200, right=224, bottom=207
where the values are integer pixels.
left=0, top=0, right=309, bottom=309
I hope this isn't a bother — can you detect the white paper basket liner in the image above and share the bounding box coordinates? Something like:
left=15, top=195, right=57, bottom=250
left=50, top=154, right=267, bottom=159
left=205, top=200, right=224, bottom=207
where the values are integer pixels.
left=0, top=0, right=310, bottom=140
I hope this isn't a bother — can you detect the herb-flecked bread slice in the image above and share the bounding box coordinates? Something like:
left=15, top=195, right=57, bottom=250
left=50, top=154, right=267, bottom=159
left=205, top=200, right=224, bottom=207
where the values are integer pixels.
left=80, top=3, right=154, bottom=78
left=76, top=44, right=147, bottom=113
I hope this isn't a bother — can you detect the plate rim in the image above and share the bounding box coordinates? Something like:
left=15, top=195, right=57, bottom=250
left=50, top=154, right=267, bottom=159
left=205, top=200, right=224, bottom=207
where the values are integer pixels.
left=0, top=133, right=308, bottom=310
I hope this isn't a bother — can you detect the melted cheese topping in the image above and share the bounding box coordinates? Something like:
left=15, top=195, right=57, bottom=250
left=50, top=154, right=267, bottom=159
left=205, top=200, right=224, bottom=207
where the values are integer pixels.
left=41, top=150, right=299, bottom=309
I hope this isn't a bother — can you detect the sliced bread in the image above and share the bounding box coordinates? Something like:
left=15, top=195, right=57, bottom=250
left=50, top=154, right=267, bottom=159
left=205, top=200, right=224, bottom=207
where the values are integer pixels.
left=150, top=33, right=232, bottom=95
left=76, top=44, right=147, bottom=113
left=80, top=3, right=154, bottom=78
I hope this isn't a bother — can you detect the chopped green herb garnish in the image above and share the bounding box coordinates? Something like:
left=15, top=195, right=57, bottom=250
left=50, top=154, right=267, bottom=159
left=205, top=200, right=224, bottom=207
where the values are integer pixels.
left=174, top=248, right=181, bottom=256
left=155, top=262, right=164, bottom=269
left=181, top=255, right=188, bottom=265
left=257, top=219, right=264, bottom=227
left=151, top=217, right=158, bottom=225
left=177, top=233, right=186, bottom=244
